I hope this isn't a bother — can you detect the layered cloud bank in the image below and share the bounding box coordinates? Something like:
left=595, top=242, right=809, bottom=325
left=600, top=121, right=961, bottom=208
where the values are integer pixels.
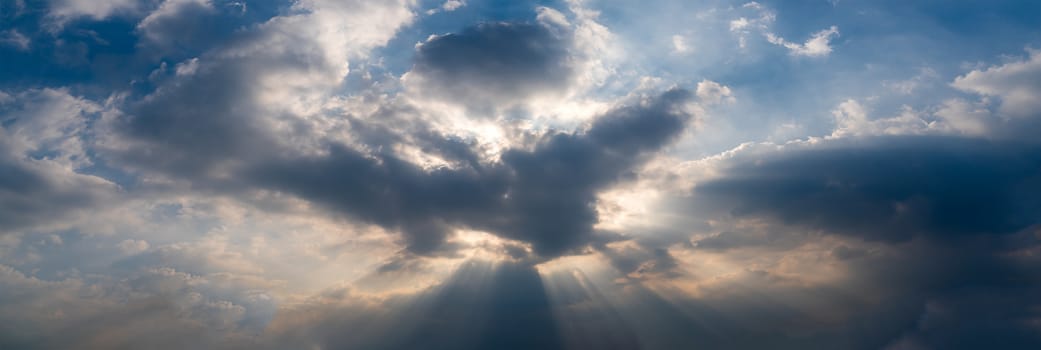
left=1, top=1, right=1040, bottom=349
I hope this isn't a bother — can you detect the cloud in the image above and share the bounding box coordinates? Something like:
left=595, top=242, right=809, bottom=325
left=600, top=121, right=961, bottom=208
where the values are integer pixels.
left=0, top=264, right=273, bottom=349
left=695, top=79, right=734, bottom=105
left=933, top=98, right=991, bottom=135
left=829, top=99, right=941, bottom=137
left=102, top=0, right=415, bottom=178
left=693, top=230, right=796, bottom=251
left=0, top=30, right=30, bottom=51
left=441, top=0, right=465, bottom=12
left=117, top=239, right=150, bottom=254
left=952, top=49, right=1041, bottom=119
left=45, top=0, right=141, bottom=28
left=0, top=89, right=117, bottom=234
left=728, top=4, right=774, bottom=49
left=728, top=3, right=838, bottom=57
left=695, top=136, right=1041, bottom=242
left=105, top=55, right=279, bottom=177
left=833, top=51, right=1041, bottom=141
left=97, top=5, right=703, bottom=259
left=883, top=67, right=939, bottom=95
left=405, top=22, right=574, bottom=113
left=251, top=89, right=698, bottom=257
left=671, top=34, right=691, bottom=54
left=765, top=26, right=839, bottom=57
left=135, top=0, right=221, bottom=56
left=828, top=97, right=1003, bottom=138
left=655, top=134, right=1041, bottom=349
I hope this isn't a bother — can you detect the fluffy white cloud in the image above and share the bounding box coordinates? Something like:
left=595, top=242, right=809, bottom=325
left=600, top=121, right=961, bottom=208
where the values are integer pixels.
left=695, top=80, right=734, bottom=105
left=728, top=2, right=774, bottom=49
left=933, top=98, right=991, bottom=135
left=728, top=3, right=838, bottom=57
left=952, top=49, right=1041, bottom=118
left=829, top=98, right=991, bottom=138
left=765, top=25, right=839, bottom=57
left=826, top=49, right=1041, bottom=142
left=47, top=0, right=140, bottom=26
left=671, top=34, right=691, bottom=54
left=0, top=88, right=98, bottom=169
left=441, top=0, right=465, bottom=12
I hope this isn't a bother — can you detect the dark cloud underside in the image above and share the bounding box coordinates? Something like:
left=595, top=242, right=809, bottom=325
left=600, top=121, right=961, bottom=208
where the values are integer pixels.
left=696, top=137, right=1041, bottom=242
left=410, top=21, right=574, bottom=110
left=254, top=89, right=695, bottom=257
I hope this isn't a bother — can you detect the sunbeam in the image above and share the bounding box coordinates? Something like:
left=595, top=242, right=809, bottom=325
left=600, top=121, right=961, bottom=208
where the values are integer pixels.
left=1, top=0, right=1040, bottom=348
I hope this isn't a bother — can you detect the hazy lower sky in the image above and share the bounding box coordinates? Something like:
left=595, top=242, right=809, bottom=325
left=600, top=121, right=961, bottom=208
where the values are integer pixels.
left=1, top=1, right=1040, bottom=349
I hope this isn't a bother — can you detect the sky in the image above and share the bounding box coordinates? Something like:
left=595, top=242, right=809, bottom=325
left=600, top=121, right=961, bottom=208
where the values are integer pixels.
left=0, top=0, right=1040, bottom=349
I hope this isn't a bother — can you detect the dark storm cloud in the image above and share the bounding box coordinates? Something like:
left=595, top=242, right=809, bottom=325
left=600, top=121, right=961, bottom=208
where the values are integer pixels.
left=409, top=21, right=573, bottom=110
left=488, top=88, right=693, bottom=255
left=253, top=89, right=695, bottom=257
left=679, top=136, right=1041, bottom=349
left=695, top=136, right=1041, bottom=242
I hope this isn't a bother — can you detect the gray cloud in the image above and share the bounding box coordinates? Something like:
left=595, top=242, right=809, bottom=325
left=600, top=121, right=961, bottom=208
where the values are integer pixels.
left=100, top=12, right=694, bottom=258
left=110, top=59, right=277, bottom=178
left=0, top=89, right=115, bottom=234
left=677, top=135, right=1041, bottom=349
left=0, top=156, right=113, bottom=234
left=253, top=88, right=695, bottom=257
left=695, top=136, right=1041, bottom=242
left=408, top=21, right=574, bottom=112
left=103, top=0, right=413, bottom=179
